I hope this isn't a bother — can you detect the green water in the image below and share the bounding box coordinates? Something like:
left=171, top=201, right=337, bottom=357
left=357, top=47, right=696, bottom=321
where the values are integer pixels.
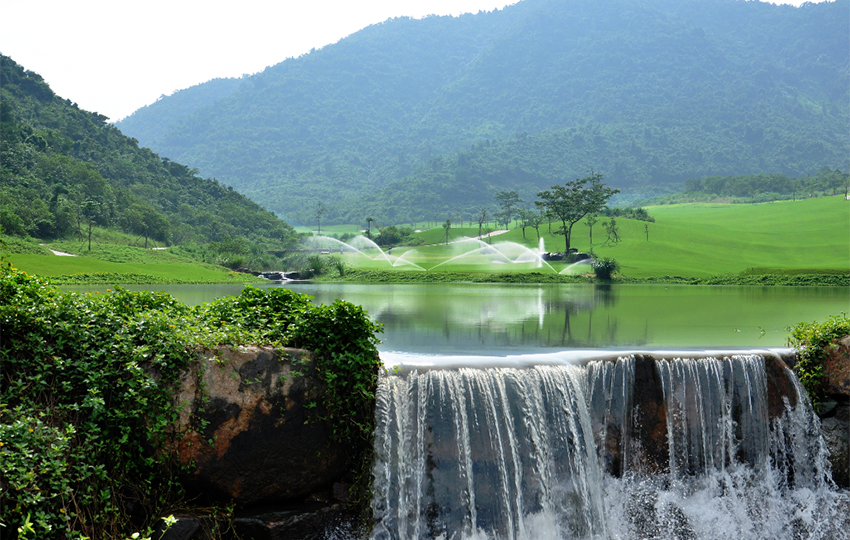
left=63, top=282, right=849, bottom=354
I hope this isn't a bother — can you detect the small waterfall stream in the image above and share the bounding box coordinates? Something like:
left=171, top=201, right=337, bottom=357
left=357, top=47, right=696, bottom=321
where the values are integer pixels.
left=370, top=352, right=848, bottom=540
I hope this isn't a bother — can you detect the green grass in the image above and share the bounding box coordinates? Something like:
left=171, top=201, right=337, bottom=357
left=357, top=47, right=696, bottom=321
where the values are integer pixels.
left=4, top=242, right=261, bottom=284
left=371, top=197, right=848, bottom=278
left=413, top=226, right=491, bottom=246
left=593, top=197, right=849, bottom=277
left=5, top=254, right=258, bottom=283
left=6, top=197, right=847, bottom=283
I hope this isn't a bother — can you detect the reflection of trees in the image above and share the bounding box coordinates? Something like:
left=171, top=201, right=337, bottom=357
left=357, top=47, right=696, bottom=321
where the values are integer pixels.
left=594, top=284, right=615, bottom=306
left=299, top=284, right=650, bottom=351
left=549, top=285, right=646, bottom=348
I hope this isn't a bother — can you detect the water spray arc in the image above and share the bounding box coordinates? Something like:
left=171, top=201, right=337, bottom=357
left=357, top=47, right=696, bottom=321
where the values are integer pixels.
left=307, top=236, right=426, bottom=271
left=302, top=235, right=572, bottom=274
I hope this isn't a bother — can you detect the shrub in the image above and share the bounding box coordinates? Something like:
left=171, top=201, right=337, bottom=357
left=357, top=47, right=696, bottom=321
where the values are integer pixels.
left=303, top=254, right=327, bottom=278
left=332, top=256, right=348, bottom=277
left=787, top=313, right=850, bottom=406
left=0, top=269, right=193, bottom=538
left=592, top=257, right=619, bottom=280
left=0, top=268, right=382, bottom=538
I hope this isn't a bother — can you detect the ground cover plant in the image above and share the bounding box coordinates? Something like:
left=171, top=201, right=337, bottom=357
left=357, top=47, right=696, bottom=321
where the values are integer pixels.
left=323, top=269, right=848, bottom=287
left=0, top=266, right=382, bottom=539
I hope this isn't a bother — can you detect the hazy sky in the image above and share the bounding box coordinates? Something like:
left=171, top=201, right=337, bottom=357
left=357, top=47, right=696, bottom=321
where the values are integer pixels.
left=0, top=0, right=823, bottom=123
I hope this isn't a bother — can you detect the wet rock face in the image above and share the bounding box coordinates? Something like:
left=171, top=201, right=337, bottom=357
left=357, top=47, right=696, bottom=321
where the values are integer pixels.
left=822, top=335, right=850, bottom=398
left=589, top=354, right=803, bottom=478
left=628, top=355, right=669, bottom=475
left=764, top=355, right=799, bottom=420
left=817, top=335, right=850, bottom=489
left=168, top=346, right=348, bottom=507
left=820, top=405, right=849, bottom=488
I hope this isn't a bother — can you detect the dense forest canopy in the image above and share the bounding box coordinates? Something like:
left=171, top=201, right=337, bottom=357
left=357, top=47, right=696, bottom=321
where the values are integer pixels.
left=0, top=55, right=297, bottom=248
left=117, top=0, right=849, bottom=225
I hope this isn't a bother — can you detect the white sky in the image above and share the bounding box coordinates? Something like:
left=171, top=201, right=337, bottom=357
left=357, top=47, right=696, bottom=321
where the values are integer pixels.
left=0, top=0, right=823, bottom=123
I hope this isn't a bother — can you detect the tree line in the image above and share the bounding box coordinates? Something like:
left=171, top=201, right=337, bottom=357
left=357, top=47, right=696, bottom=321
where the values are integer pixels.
left=648, top=169, right=849, bottom=205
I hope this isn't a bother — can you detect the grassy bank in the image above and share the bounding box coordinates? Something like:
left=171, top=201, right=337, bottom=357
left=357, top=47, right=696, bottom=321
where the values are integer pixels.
left=3, top=238, right=263, bottom=284
left=393, top=197, right=849, bottom=277
left=323, top=269, right=849, bottom=286
left=4, top=197, right=847, bottom=284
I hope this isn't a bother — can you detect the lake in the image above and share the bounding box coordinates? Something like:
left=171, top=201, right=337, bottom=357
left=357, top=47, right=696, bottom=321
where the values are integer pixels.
left=63, top=282, right=848, bottom=355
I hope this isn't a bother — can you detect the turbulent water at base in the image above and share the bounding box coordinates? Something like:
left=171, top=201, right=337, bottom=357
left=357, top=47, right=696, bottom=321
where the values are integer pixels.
left=370, top=354, right=849, bottom=540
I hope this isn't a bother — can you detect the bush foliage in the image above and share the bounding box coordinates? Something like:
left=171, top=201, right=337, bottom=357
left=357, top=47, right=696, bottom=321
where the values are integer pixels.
left=591, top=257, right=620, bottom=280
left=0, top=265, right=382, bottom=539
left=787, top=313, right=850, bottom=406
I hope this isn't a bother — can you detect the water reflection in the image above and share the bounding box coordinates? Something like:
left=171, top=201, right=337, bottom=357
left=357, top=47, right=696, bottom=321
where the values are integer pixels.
left=279, top=283, right=848, bottom=354
left=61, top=282, right=848, bottom=355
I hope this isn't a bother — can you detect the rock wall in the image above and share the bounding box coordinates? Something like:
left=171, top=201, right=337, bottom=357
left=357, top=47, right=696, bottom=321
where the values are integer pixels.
left=169, top=346, right=349, bottom=506
left=816, top=335, right=850, bottom=488
left=160, top=346, right=359, bottom=539
left=589, top=354, right=802, bottom=479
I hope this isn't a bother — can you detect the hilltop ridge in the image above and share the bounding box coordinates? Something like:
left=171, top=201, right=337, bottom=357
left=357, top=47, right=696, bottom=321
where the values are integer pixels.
left=117, top=0, right=849, bottom=224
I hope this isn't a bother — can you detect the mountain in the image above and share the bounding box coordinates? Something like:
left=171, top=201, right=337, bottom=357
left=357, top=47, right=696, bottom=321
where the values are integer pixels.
left=0, top=55, right=296, bottom=247
left=116, top=0, right=850, bottom=225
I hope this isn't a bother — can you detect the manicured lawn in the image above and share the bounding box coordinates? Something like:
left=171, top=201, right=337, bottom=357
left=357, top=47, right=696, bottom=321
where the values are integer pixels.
left=8, top=196, right=847, bottom=281
left=591, top=197, right=849, bottom=277
left=6, top=253, right=255, bottom=283
left=369, top=197, right=850, bottom=277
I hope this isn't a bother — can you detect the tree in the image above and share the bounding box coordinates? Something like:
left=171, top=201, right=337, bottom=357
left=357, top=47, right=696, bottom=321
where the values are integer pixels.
left=442, top=218, right=451, bottom=245
left=124, top=204, right=170, bottom=248
left=536, top=172, right=619, bottom=253
left=477, top=209, right=488, bottom=239
left=585, top=214, right=598, bottom=246
left=527, top=209, right=543, bottom=242
left=315, top=202, right=327, bottom=235
left=495, top=190, right=522, bottom=229
left=79, top=199, right=100, bottom=252
left=517, top=208, right=537, bottom=240
left=602, top=217, right=621, bottom=245
left=365, top=216, right=375, bottom=238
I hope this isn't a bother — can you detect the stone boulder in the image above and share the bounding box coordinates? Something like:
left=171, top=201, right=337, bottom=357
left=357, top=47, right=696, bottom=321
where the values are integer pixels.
left=816, top=335, right=849, bottom=488
left=168, top=346, right=349, bottom=507
left=821, top=335, right=850, bottom=398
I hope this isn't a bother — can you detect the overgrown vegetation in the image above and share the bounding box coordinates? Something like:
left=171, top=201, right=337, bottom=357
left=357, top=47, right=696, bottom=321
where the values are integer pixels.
left=0, top=266, right=382, bottom=539
left=787, top=314, right=850, bottom=406
left=0, top=55, right=297, bottom=253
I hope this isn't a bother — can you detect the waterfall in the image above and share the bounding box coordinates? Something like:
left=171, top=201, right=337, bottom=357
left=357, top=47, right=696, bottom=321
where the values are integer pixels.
left=371, top=353, right=849, bottom=540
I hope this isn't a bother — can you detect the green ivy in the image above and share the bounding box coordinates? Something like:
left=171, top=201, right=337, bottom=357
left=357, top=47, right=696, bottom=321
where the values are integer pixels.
left=194, top=287, right=383, bottom=444
left=0, top=269, right=382, bottom=538
left=787, top=313, right=850, bottom=406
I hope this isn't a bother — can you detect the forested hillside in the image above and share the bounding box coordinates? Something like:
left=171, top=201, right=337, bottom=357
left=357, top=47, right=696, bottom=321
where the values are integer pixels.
left=117, top=0, right=850, bottom=224
left=0, top=55, right=297, bottom=247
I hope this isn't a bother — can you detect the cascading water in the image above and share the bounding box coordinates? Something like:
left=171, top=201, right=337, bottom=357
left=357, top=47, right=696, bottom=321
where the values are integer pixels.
left=371, top=353, right=849, bottom=540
